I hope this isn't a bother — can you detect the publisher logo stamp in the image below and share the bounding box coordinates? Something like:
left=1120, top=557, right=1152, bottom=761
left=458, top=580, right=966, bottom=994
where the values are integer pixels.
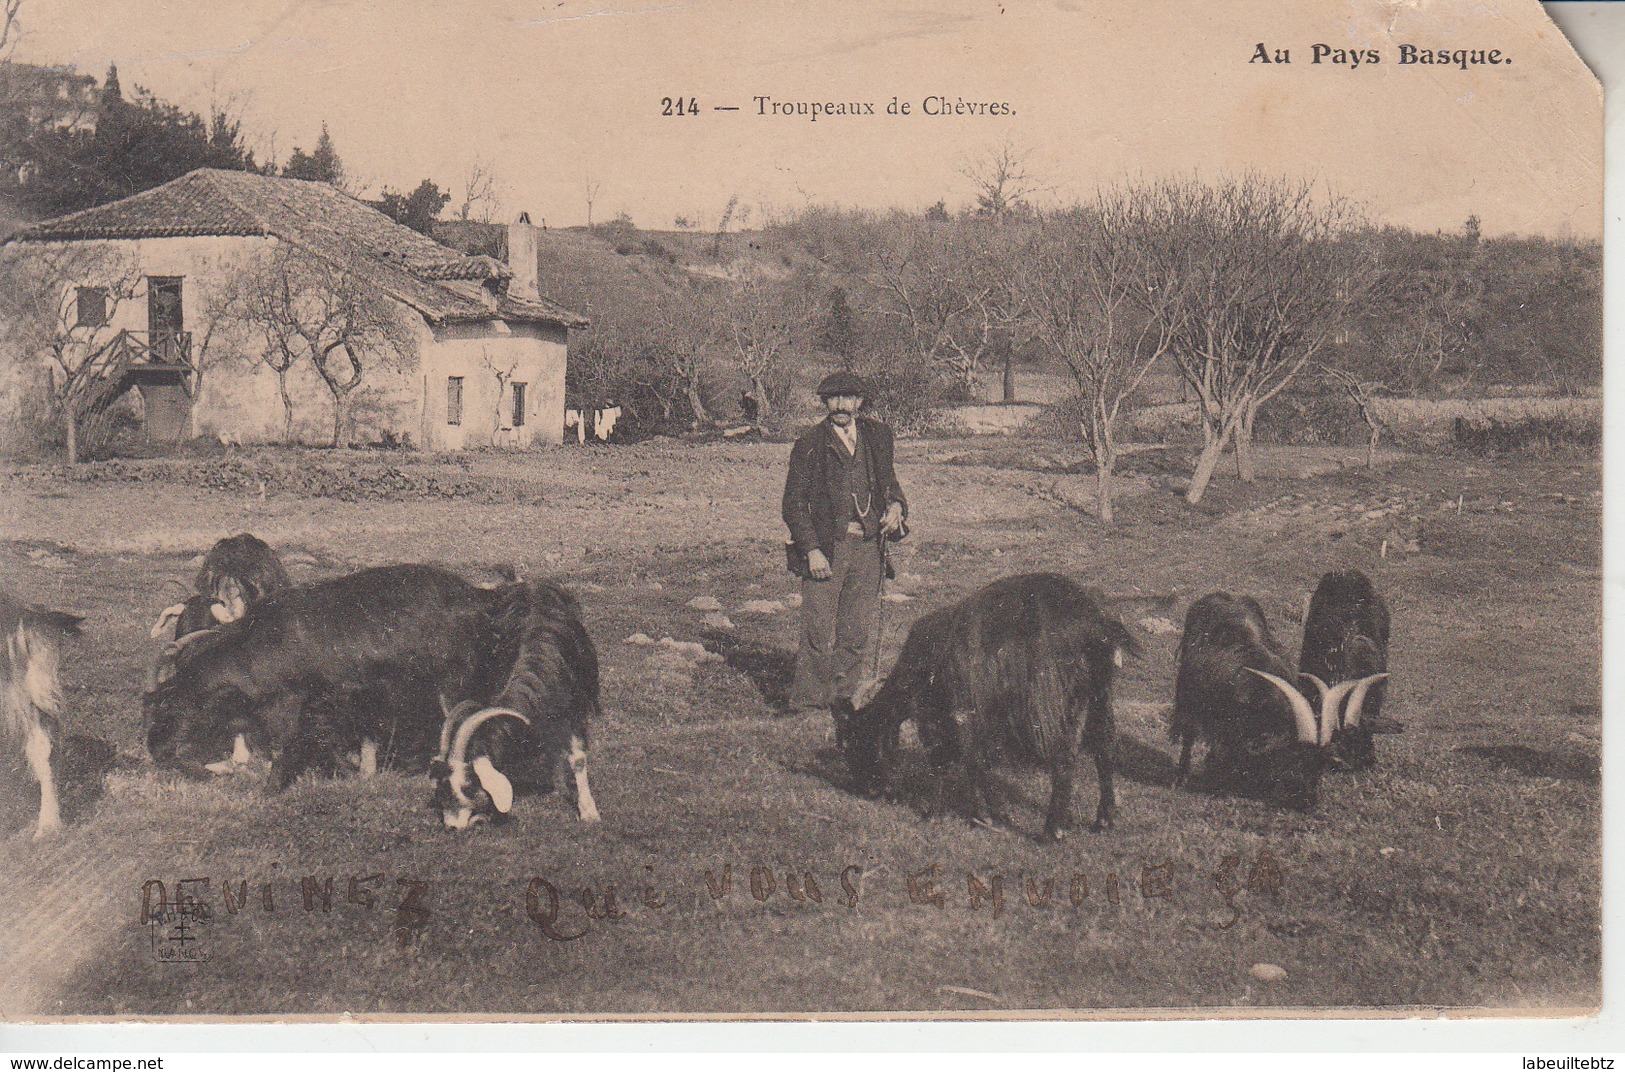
left=145, top=897, right=213, bottom=964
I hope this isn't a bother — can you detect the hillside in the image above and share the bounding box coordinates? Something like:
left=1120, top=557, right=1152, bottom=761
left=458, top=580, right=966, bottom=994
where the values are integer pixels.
left=432, top=219, right=813, bottom=322
left=433, top=219, right=850, bottom=422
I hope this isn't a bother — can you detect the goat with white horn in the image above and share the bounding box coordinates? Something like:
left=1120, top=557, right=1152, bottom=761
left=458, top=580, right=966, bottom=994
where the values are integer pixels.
left=1299, top=569, right=1395, bottom=770
left=1172, top=593, right=1330, bottom=810
left=426, top=579, right=603, bottom=831
left=432, top=707, right=533, bottom=829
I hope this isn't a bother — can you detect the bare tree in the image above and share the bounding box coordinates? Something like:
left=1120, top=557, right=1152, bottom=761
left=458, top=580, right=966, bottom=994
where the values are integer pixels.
left=584, top=177, right=601, bottom=228
left=1019, top=202, right=1180, bottom=524
left=0, top=245, right=146, bottom=463
left=1129, top=175, right=1377, bottom=503
left=1, top=0, right=21, bottom=60
left=961, top=139, right=1040, bottom=219
left=0, top=0, right=26, bottom=135
left=710, top=194, right=739, bottom=257
left=710, top=267, right=814, bottom=424
left=1320, top=363, right=1389, bottom=470
left=232, top=246, right=414, bottom=447
left=654, top=281, right=721, bottom=428
left=481, top=345, right=519, bottom=442
left=1364, top=233, right=1483, bottom=391
left=862, top=213, right=1025, bottom=397
left=233, top=262, right=300, bottom=443
left=183, top=257, right=254, bottom=416
left=457, top=160, right=502, bottom=223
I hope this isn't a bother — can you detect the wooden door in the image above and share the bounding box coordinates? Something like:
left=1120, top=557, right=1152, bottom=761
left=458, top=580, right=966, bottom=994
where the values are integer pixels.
left=147, top=277, right=183, bottom=363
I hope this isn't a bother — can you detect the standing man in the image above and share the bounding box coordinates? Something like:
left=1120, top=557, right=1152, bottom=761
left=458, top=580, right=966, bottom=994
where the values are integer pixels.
left=782, top=371, right=907, bottom=719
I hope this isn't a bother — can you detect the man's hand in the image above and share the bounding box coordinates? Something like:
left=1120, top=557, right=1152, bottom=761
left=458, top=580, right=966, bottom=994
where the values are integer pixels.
left=880, top=502, right=905, bottom=535
left=806, top=548, right=832, bottom=580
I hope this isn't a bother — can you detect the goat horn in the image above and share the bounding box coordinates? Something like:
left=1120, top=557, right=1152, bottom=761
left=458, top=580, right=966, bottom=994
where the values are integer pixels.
left=436, top=697, right=457, bottom=762
left=1299, top=673, right=1329, bottom=705
left=436, top=698, right=481, bottom=762
left=1245, top=667, right=1319, bottom=746
left=1341, top=673, right=1390, bottom=728
left=162, top=628, right=217, bottom=659
left=1319, top=680, right=1363, bottom=742
left=448, top=706, right=531, bottom=767
left=149, top=603, right=188, bottom=639
left=848, top=676, right=883, bottom=711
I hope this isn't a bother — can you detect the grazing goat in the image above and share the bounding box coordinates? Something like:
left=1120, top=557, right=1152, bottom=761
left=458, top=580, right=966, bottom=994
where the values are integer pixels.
left=147, top=565, right=503, bottom=788
left=430, top=580, right=602, bottom=830
left=1298, top=569, right=1392, bottom=771
left=1, top=591, right=83, bottom=838
left=1171, top=592, right=1328, bottom=811
left=144, top=565, right=602, bottom=830
left=833, top=573, right=1137, bottom=841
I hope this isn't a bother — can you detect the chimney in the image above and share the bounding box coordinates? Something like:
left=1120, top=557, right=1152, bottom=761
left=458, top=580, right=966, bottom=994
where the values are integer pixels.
left=507, top=212, right=539, bottom=299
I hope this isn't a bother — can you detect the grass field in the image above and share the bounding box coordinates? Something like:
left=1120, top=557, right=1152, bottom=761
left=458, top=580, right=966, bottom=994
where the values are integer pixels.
left=0, top=436, right=1600, bottom=1017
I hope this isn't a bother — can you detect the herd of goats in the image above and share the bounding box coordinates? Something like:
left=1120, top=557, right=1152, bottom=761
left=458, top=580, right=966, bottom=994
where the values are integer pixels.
left=1, top=534, right=1393, bottom=843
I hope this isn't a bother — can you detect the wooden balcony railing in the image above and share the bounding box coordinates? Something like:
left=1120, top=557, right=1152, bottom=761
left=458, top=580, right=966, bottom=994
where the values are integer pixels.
left=108, top=329, right=193, bottom=369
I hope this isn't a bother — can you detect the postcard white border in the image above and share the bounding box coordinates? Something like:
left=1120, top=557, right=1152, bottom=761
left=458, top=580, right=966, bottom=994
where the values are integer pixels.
left=0, top=0, right=1618, bottom=1055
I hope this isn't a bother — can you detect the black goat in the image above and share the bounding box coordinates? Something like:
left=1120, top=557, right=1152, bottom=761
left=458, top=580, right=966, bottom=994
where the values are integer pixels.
left=833, top=573, right=1137, bottom=841
left=430, top=580, right=601, bottom=830
left=1, top=591, right=83, bottom=838
left=1298, top=569, right=1393, bottom=771
left=147, top=565, right=506, bottom=789
left=144, top=565, right=601, bottom=829
left=1171, top=592, right=1327, bottom=811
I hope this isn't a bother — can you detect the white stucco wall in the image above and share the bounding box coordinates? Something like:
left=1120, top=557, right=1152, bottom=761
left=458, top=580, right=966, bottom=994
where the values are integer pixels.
left=417, top=321, right=569, bottom=450
left=2, top=235, right=570, bottom=450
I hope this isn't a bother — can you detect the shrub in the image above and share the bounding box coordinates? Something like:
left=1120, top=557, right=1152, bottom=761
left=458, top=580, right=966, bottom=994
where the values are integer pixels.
left=1449, top=412, right=1600, bottom=457
left=596, top=214, right=638, bottom=256
left=1251, top=390, right=1365, bottom=446
left=1027, top=395, right=1086, bottom=444
left=1370, top=395, right=1598, bottom=449
left=1119, top=402, right=1200, bottom=444
left=852, top=348, right=964, bottom=435
left=62, top=455, right=497, bottom=502
left=640, top=237, right=677, bottom=263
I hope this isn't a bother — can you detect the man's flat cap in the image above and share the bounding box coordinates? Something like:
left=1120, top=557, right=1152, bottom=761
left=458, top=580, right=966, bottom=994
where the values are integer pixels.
left=816, top=371, right=868, bottom=398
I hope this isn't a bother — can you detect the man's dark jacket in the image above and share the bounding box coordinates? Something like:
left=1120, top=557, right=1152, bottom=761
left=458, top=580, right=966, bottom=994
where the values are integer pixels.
left=782, top=415, right=907, bottom=559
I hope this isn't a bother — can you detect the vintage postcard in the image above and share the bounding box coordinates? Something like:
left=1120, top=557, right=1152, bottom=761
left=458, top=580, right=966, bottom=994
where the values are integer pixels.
left=0, top=0, right=1602, bottom=1026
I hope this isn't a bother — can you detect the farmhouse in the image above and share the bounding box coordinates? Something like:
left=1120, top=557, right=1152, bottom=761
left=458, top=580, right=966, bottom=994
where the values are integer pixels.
left=2, top=168, right=586, bottom=449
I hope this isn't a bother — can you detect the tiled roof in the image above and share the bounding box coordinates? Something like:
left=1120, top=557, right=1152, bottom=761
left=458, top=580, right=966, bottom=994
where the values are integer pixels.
left=6, top=169, right=585, bottom=328
left=410, top=253, right=510, bottom=281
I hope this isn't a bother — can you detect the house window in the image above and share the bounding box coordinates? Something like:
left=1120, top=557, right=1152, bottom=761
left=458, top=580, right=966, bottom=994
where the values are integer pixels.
left=75, top=286, right=108, bottom=328
left=511, top=383, right=526, bottom=428
left=447, top=377, right=463, bottom=426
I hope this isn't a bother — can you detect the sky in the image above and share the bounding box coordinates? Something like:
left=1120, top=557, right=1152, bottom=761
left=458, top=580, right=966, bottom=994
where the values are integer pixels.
left=8, top=0, right=1603, bottom=237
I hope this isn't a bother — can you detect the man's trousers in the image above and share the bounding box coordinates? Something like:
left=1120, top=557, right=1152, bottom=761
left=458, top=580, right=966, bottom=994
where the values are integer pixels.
left=788, top=532, right=883, bottom=714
